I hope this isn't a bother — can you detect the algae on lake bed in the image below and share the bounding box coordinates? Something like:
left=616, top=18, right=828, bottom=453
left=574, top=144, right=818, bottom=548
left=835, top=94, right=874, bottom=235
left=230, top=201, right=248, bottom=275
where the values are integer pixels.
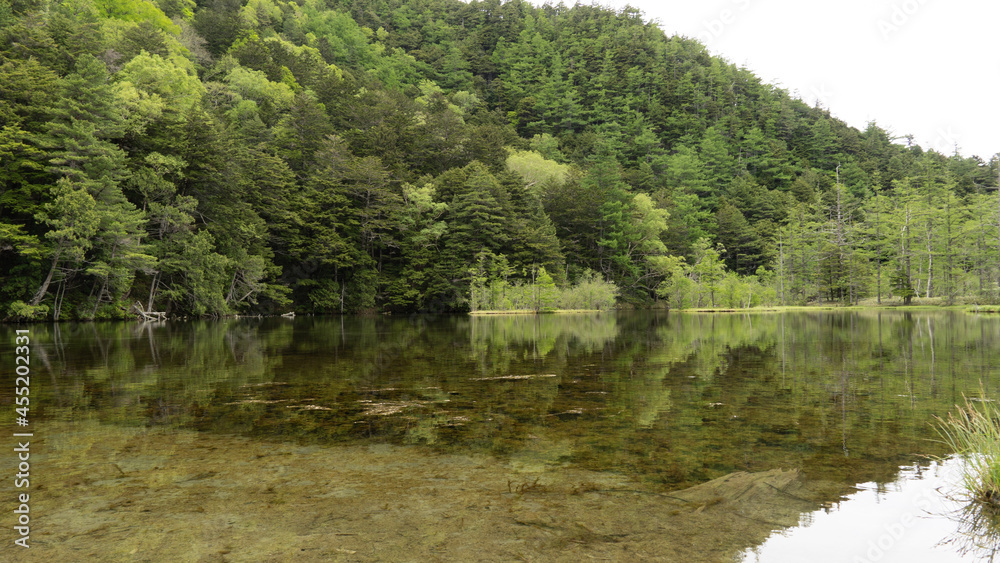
left=0, top=419, right=848, bottom=562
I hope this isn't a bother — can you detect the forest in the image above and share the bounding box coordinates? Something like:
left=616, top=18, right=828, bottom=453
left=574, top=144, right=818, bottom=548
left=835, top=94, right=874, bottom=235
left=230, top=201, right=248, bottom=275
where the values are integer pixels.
left=1, top=0, right=998, bottom=319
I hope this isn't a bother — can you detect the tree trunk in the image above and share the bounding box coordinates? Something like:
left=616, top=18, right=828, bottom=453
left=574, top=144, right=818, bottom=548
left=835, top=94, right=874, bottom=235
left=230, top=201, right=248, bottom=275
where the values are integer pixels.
left=53, top=279, right=66, bottom=320
left=875, top=195, right=882, bottom=304
left=147, top=272, right=159, bottom=313
left=778, top=233, right=785, bottom=306
left=29, top=251, right=61, bottom=306
left=92, top=277, right=108, bottom=318
left=904, top=204, right=912, bottom=302
left=925, top=229, right=933, bottom=299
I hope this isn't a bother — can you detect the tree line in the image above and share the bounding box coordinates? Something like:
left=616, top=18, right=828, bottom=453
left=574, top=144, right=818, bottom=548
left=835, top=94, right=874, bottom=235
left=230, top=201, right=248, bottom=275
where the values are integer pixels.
left=1, top=0, right=998, bottom=319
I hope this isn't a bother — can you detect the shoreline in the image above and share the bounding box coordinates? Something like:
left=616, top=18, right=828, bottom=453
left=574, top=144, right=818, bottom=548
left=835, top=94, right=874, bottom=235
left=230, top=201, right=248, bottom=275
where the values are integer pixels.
left=671, top=304, right=988, bottom=313
left=469, top=309, right=605, bottom=315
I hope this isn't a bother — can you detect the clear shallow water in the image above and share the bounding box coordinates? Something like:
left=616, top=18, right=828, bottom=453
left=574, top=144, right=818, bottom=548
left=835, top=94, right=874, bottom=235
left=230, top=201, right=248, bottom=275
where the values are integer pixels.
left=3, top=311, right=1000, bottom=560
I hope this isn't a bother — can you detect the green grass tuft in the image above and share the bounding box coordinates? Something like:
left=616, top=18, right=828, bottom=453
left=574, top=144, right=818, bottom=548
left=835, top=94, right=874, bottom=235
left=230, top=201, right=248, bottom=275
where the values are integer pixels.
left=934, top=392, right=1000, bottom=505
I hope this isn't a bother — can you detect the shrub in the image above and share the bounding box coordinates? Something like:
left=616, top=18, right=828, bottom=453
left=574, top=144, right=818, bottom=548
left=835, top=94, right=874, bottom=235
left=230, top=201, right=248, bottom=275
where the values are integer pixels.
left=6, top=301, right=48, bottom=321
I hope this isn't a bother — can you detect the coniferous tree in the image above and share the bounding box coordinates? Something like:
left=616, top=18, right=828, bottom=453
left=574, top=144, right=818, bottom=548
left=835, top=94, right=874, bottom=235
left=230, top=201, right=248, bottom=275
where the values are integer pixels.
left=0, top=0, right=998, bottom=316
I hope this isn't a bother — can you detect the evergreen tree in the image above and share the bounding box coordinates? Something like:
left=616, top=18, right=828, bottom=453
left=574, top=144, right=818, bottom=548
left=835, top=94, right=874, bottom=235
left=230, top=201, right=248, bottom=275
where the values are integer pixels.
left=0, top=0, right=997, bottom=316
left=715, top=200, right=766, bottom=275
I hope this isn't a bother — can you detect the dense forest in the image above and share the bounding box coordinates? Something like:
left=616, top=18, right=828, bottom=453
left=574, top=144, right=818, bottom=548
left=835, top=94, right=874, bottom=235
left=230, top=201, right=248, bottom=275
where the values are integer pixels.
left=1, top=0, right=998, bottom=319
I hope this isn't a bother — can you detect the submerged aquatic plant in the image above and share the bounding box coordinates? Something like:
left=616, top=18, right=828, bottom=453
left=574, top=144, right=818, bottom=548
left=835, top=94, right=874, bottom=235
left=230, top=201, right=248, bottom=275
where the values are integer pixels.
left=934, top=393, right=1000, bottom=505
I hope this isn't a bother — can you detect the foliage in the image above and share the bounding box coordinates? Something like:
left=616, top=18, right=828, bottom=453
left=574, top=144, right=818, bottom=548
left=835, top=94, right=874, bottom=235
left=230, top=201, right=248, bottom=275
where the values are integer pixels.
left=468, top=252, right=616, bottom=312
left=0, top=0, right=998, bottom=318
left=505, top=148, right=570, bottom=196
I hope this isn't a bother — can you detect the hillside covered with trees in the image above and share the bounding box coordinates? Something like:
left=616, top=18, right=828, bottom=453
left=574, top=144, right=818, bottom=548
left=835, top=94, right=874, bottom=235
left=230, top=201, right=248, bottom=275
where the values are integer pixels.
left=1, top=0, right=998, bottom=319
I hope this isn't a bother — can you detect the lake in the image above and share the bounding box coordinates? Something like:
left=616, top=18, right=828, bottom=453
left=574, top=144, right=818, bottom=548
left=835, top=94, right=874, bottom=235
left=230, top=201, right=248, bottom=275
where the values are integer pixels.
left=2, top=311, right=999, bottom=561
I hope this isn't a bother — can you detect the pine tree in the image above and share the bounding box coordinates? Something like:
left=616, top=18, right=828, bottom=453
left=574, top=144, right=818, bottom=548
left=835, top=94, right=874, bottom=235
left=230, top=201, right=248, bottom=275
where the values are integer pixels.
left=28, top=178, right=99, bottom=310
left=715, top=200, right=765, bottom=275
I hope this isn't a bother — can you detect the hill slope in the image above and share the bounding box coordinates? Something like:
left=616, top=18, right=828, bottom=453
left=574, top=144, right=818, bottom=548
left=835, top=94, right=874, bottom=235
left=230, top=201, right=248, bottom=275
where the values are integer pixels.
left=1, top=0, right=997, bottom=318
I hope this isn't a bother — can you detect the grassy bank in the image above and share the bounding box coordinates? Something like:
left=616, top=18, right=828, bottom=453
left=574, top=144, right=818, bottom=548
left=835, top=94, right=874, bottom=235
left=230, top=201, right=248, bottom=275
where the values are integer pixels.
left=935, top=394, right=1000, bottom=505
left=967, top=305, right=1000, bottom=314
left=469, top=309, right=603, bottom=315
left=671, top=295, right=998, bottom=313
left=471, top=302, right=996, bottom=315
left=673, top=304, right=975, bottom=313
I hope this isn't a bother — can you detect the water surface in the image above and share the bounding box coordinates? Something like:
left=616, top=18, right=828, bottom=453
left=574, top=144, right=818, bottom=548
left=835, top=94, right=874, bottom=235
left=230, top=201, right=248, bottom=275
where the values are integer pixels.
left=3, top=311, right=999, bottom=560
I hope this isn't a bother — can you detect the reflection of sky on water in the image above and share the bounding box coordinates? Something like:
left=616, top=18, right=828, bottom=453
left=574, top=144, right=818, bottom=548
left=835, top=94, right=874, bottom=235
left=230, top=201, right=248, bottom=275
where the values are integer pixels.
left=740, top=457, right=998, bottom=562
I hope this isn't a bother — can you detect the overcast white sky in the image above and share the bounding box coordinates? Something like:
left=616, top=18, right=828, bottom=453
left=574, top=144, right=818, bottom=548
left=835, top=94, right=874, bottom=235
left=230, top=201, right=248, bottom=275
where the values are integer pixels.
left=573, top=0, right=999, bottom=160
